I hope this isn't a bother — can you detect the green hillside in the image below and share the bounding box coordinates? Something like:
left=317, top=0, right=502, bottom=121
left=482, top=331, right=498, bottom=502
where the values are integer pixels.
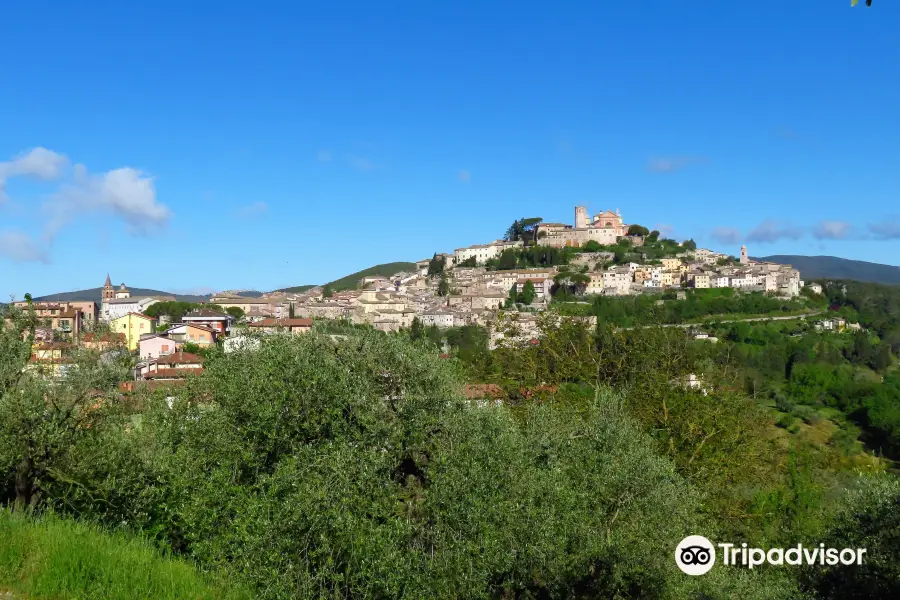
left=33, top=287, right=210, bottom=303
left=755, top=255, right=900, bottom=285
left=276, top=284, right=317, bottom=294
left=0, top=510, right=249, bottom=600
left=325, top=262, right=417, bottom=291
left=276, top=262, right=417, bottom=294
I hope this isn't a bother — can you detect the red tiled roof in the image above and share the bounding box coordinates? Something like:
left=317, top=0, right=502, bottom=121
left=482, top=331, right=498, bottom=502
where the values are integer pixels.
left=144, top=368, right=203, bottom=380
left=123, top=312, right=155, bottom=320
left=155, top=352, right=205, bottom=365
left=463, top=384, right=506, bottom=400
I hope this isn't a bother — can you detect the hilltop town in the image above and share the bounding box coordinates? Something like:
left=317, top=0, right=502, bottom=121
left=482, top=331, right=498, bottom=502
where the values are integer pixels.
left=12, top=205, right=810, bottom=384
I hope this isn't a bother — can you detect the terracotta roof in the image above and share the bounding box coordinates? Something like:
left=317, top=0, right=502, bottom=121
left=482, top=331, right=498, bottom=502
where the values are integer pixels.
left=144, top=368, right=203, bottom=380
left=248, top=318, right=313, bottom=328
left=463, top=384, right=506, bottom=400
left=155, top=352, right=205, bottom=365
left=169, top=323, right=218, bottom=334
left=34, top=342, right=73, bottom=350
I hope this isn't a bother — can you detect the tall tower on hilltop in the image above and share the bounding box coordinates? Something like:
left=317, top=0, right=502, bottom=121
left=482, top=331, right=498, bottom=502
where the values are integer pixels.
left=574, top=205, right=589, bottom=229
left=102, top=274, right=115, bottom=301
left=740, top=245, right=749, bottom=265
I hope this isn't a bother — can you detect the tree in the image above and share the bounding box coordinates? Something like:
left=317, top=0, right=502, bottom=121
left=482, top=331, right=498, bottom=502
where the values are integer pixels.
left=683, top=239, right=697, bottom=251
left=648, top=230, right=660, bottom=242
left=437, top=273, right=450, bottom=297
left=457, top=256, right=477, bottom=268
left=225, top=307, right=245, bottom=320
left=627, top=224, right=650, bottom=236
left=322, top=284, right=334, bottom=298
left=427, top=253, right=445, bottom=276
left=410, top=316, right=424, bottom=341
left=520, top=280, right=536, bottom=305
left=288, top=302, right=295, bottom=319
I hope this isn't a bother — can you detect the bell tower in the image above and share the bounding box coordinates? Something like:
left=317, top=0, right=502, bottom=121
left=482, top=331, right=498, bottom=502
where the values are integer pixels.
left=102, top=274, right=115, bottom=301
left=740, top=245, right=749, bottom=265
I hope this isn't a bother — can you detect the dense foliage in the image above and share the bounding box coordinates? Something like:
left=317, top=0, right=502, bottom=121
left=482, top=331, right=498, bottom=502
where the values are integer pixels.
left=2, top=291, right=898, bottom=599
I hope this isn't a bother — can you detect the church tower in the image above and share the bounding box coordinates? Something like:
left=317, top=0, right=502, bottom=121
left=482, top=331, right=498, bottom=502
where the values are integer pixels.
left=574, top=205, right=589, bottom=229
left=740, top=245, right=749, bottom=265
left=102, top=274, right=115, bottom=301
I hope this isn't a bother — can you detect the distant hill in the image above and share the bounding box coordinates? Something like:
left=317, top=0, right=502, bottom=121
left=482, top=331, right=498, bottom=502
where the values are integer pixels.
left=325, top=262, right=418, bottom=291
left=276, top=284, right=317, bottom=294
left=33, top=287, right=210, bottom=303
left=755, top=255, right=900, bottom=285
left=275, top=262, right=418, bottom=294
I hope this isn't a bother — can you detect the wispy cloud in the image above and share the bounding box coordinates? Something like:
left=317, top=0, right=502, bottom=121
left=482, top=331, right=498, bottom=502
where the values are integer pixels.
left=745, top=220, right=803, bottom=244
left=868, top=217, right=900, bottom=240
left=0, top=147, right=68, bottom=201
left=0, top=230, right=49, bottom=263
left=236, top=201, right=268, bottom=218
left=655, top=223, right=675, bottom=239
left=45, top=166, right=170, bottom=239
left=646, top=155, right=708, bottom=173
left=711, top=227, right=743, bottom=244
left=0, top=147, right=172, bottom=261
left=812, top=220, right=853, bottom=240
left=348, top=155, right=381, bottom=171
left=317, top=150, right=332, bottom=162
left=458, top=169, right=471, bottom=183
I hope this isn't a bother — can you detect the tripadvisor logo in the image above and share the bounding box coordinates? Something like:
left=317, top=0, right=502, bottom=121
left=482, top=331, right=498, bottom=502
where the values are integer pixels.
left=674, top=536, right=867, bottom=575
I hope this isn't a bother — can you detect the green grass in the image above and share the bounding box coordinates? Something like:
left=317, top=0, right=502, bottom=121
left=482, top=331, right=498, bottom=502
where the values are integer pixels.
left=0, top=510, right=250, bottom=600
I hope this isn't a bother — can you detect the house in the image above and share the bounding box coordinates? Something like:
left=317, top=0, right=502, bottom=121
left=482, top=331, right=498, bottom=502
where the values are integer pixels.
left=81, top=332, right=126, bottom=350
left=421, top=310, right=455, bottom=328
left=138, top=334, right=179, bottom=361
left=516, top=277, right=551, bottom=300
left=111, top=313, right=157, bottom=351
left=182, top=309, right=235, bottom=335
left=165, top=323, right=219, bottom=345
left=140, top=351, right=205, bottom=379
left=808, top=283, right=823, bottom=295
left=247, top=318, right=313, bottom=335
left=12, top=301, right=86, bottom=341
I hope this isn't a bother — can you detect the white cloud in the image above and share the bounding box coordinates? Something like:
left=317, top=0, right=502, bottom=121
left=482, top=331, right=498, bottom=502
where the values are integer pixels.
left=237, top=201, right=268, bottom=218
left=0, top=230, right=49, bottom=263
left=0, top=147, right=68, bottom=200
left=812, top=220, right=853, bottom=240
left=711, top=227, right=742, bottom=244
left=868, top=218, right=900, bottom=240
left=746, top=220, right=803, bottom=243
left=459, top=169, right=471, bottom=183
left=646, top=155, right=707, bottom=173
left=45, top=166, right=170, bottom=238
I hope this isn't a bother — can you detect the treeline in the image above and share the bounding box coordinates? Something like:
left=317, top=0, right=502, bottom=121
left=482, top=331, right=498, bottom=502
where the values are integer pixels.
left=144, top=301, right=241, bottom=322
left=698, top=319, right=899, bottom=460
left=553, top=288, right=816, bottom=326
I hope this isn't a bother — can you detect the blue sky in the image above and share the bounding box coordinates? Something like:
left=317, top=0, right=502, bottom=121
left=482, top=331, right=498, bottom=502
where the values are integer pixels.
left=1, top=0, right=898, bottom=299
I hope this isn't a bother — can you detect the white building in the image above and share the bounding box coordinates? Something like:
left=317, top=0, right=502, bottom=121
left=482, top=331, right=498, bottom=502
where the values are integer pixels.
left=421, top=310, right=455, bottom=328
left=453, top=240, right=523, bottom=265
left=101, top=296, right=162, bottom=321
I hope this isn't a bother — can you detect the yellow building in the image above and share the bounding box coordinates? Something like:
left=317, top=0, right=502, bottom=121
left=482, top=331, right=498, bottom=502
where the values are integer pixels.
left=111, top=312, right=157, bottom=351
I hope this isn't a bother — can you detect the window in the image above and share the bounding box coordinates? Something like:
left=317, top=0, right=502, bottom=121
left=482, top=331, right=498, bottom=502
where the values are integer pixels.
left=162, top=345, right=169, bottom=352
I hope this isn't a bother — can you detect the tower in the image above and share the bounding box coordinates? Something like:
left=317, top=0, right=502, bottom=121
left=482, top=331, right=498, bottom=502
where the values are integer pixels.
left=574, top=205, right=589, bottom=229
left=102, top=274, right=115, bottom=301
left=740, top=245, right=749, bottom=265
